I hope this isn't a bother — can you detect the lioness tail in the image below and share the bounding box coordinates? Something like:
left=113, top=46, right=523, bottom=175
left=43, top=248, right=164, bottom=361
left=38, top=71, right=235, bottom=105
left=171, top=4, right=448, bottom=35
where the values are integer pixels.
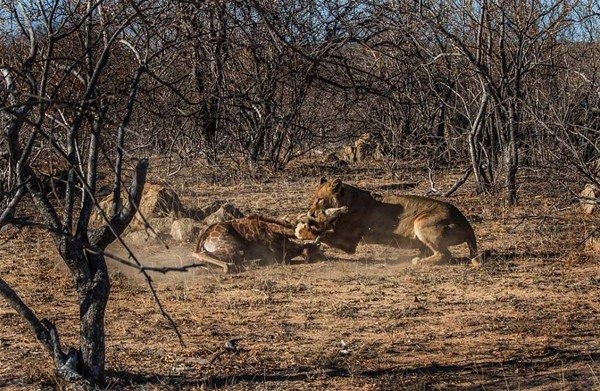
left=467, top=230, right=478, bottom=260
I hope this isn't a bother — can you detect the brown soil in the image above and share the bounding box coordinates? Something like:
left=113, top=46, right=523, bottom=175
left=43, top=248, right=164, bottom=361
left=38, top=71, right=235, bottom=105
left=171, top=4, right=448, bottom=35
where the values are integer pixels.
left=0, top=161, right=599, bottom=390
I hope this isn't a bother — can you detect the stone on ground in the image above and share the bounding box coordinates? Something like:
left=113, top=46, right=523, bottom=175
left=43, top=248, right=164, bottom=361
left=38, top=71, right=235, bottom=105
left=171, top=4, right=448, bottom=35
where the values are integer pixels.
left=91, top=183, right=184, bottom=229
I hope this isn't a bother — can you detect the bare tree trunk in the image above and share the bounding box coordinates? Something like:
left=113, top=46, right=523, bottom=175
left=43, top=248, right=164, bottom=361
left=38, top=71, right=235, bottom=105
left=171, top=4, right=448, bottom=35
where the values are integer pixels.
left=469, top=90, right=490, bottom=193
left=434, top=100, right=449, bottom=165
left=189, top=1, right=228, bottom=164
left=77, top=253, right=109, bottom=381
left=505, top=101, right=519, bottom=205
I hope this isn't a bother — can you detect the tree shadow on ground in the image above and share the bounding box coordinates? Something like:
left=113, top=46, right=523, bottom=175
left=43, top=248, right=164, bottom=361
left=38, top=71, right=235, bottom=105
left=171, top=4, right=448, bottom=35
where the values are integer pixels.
left=483, top=248, right=563, bottom=262
left=105, top=348, right=600, bottom=389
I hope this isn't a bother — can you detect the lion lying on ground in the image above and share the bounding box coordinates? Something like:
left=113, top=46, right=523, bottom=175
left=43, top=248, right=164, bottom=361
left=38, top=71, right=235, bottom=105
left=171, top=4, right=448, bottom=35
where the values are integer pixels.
left=301, top=178, right=478, bottom=265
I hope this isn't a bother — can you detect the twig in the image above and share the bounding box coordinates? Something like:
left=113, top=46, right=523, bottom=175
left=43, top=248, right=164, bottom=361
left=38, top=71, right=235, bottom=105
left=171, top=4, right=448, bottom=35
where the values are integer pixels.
left=87, top=248, right=207, bottom=274
left=424, top=166, right=442, bottom=196
left=444, top=166, right=472, bottom=197
left=577, top=227, right=599, bottom=248
left=209, top=338, right=245, bottom=364
left=508, top=214, right=569, bottom=232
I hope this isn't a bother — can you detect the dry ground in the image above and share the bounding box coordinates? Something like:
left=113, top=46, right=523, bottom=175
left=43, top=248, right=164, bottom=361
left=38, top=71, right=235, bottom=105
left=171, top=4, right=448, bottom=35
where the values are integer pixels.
left=0, top=160, right=599, bottom=390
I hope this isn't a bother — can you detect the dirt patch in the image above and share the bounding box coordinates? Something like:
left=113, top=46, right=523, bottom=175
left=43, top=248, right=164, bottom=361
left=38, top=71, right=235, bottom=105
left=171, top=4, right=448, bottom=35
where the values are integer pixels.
left=1, top=162, right=599, bottom=390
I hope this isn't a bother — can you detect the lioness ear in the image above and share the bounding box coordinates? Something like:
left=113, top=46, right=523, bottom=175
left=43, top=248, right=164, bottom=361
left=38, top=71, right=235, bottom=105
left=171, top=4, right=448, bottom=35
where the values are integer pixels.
left=320, top=177, right=328, bottom=185
left=331, top=178, right=342, bottom=194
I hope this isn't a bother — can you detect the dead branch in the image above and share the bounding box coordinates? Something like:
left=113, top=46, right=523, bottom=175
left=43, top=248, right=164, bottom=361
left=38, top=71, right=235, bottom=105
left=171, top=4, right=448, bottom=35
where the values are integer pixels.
left=0, top=276, right=83, bottom=380
left=90, top=249, right=208, bottom=274
left=444, top=167, right=473, bottom=197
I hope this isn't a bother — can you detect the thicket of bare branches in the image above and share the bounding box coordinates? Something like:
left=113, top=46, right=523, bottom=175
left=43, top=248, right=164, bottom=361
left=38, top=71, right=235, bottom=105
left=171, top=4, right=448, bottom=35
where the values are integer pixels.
left=125, top=0, right=599, bottom=195
left=0, top=0, right=176, bottom=383
left=1, top=0, right=599, bottom=385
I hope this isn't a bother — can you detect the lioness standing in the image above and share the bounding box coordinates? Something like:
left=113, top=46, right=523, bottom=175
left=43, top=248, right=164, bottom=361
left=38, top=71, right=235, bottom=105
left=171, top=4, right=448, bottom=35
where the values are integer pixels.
left=306, top=178, right=478, bottom=265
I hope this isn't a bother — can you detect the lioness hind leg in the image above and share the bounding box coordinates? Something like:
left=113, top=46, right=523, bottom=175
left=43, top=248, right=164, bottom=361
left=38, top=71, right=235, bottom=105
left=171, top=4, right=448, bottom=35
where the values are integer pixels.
left=412, top=227, right=452, bottom=265
left=411, top=243, right=433, bottom=265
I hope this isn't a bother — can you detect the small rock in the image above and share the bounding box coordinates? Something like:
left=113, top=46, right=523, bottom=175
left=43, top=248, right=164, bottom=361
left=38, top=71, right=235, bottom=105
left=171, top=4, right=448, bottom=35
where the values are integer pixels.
left=199, top=200, right=227, bottom=219
left=185, top=200, right=227, bottom=221
left=91, top=183, right=184, bottom=230
left=124, top=230, right=155, bottom=244
left=125, top=217, right=174, bottom=243
left=145, top=216, right=175, bottom=236
left=0, top=224, right=20, bottom=239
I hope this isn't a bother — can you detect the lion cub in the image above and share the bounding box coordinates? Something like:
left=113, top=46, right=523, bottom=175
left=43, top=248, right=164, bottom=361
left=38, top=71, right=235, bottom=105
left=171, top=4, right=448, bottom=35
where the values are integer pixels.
left=306, top=178, right=478, bottom=265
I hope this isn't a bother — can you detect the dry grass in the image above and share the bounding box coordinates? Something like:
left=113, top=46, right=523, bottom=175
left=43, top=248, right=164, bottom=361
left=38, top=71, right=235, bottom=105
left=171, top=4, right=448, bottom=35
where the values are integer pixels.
left=0, top=159, right=599, bottom=390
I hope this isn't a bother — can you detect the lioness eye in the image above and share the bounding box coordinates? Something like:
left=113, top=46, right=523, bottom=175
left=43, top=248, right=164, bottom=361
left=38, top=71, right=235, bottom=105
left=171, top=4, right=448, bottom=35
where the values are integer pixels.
left=317, top=199, right=324, bottom=206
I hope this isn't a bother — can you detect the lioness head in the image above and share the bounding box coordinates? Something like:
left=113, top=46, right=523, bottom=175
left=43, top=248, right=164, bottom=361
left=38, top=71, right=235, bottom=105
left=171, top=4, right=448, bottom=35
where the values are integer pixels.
left=310, top=178, right=375, bottom=214
left=295, top=206, right=348, bottom=240
left=309, top=177, right=346, bottom=213
left=306, top=178, right=382, bottom=254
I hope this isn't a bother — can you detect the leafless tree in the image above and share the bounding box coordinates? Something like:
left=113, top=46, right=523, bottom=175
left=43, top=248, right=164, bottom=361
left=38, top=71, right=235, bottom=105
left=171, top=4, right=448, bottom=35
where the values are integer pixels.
left=413, top=0, right=584, bottom=203
left=0, top=0, right=185, bottom=383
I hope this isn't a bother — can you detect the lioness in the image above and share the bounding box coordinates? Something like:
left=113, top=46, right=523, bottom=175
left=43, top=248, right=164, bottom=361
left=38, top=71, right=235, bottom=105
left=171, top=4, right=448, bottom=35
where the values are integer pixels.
left=305, top=178, right=478, bottom=265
